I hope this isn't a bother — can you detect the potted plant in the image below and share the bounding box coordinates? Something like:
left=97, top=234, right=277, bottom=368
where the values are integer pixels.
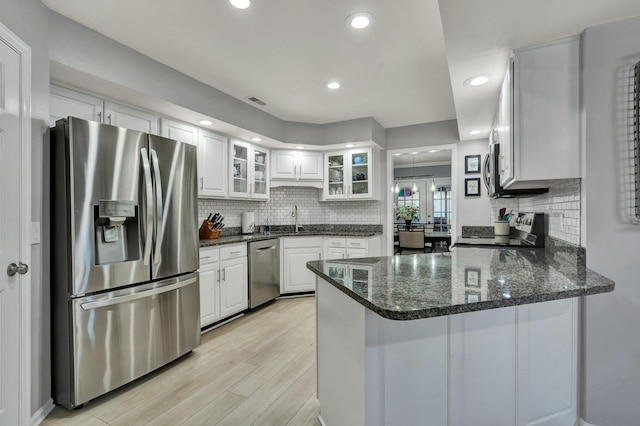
left=396, top=205, right=419, bottom=229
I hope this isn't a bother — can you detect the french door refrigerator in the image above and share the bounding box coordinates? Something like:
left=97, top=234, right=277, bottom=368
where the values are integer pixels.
left=50, top=117, right=200, bottom=409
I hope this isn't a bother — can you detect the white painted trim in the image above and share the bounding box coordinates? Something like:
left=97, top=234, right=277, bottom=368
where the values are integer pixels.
left=318, top=415, right=327, bottom=426
left=30, top=399, right=54, bottom=426
left=577, top=418, right=598, bottom=426
left=385, top=143, right=457, bottom=255
left=0, top=21, right=32, bottom=426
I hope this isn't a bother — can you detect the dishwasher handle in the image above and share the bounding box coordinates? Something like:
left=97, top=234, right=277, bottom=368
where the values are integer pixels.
left=255, top=245, right=277, bottom=252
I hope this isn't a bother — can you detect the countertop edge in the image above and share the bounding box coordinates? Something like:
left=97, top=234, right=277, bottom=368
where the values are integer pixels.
left=200, top=231, right=382, bottom=247
left=306, top=258, right=615, bottom=321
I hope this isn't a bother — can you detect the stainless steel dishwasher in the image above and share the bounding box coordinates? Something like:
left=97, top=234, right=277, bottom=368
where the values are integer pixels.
left=248, top=239, right=280, bottom=309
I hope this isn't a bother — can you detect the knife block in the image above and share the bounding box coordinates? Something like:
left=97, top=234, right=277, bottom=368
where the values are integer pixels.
left=199, top=220, right=221, bottom=239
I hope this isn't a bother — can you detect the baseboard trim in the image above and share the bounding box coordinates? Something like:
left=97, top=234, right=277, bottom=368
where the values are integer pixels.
left=31, top=398, right=54, bottom=426
left=318, top=414, right=327, bottom=426
left=577, top=418, right=598, bottom=426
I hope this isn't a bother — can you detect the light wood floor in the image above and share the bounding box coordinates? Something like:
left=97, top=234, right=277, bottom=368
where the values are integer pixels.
left=42, top=296, right=321, bottom=426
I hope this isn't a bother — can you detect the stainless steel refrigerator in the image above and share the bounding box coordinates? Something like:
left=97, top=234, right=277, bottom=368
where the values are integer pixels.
left=50, top=117, right=200, bottom=409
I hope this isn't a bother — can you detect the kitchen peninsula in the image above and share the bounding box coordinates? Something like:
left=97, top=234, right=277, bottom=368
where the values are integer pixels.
left=307, top=246, right=614, bottom=426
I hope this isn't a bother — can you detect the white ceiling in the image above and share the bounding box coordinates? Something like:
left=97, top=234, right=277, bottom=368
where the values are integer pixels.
left=42, top=0, right=640, bottom=145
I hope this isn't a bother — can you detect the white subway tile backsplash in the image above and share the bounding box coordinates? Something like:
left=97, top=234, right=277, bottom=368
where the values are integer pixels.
left=198, top=187, right=382, bottom=228
left=490, top=179, right=581, bottom=245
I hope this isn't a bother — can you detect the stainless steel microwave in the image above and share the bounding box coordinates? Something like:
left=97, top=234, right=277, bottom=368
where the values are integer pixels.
left=482, top=143, right=548, bottom=198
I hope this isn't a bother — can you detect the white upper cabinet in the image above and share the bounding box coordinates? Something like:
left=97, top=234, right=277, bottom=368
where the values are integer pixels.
left=198, top=130, right=228, bottom=198
left=103, top=102, right=158, bottom=134
left=160, top=118, right=198, bottom=145
left=50, top=85, right=102, bottom=125
left=500, top=36, right=580, bottom=189
left=50, top=85, right=158, bottom=134
left=271, top=149, right=323, bottom=182
left=322, top=147, right=374, bottom=200
left=229, top=140, right=269, bottom=200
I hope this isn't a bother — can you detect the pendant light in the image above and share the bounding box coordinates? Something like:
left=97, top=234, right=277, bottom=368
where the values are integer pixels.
left=394, top=182, right=399, bottom=193
left=411, top=153, right=418, bottom=192
left=431, top=178, right=436, bottom=192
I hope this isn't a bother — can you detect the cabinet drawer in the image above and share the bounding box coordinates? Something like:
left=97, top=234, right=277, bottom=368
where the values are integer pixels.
left=199, top=247, right=220, bottom=265
left=326, top=237, right=346, bottom=248
left=220, top=243, right=247, bottom=261
left=282, top=237, right=323, bottom=249
left=346, top=238, right=367, bottom=249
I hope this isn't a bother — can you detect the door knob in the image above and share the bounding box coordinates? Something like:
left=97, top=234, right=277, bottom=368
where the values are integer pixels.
left=7, top=262, right=28, bottom=277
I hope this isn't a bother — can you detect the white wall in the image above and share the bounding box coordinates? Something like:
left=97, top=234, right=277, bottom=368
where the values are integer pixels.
left=455, top=139, right=492, bottom=236
left=581, top=16, right=640, bottom=425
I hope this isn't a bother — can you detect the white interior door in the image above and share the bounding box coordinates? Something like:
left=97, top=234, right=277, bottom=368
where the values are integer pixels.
left=0, top=23, right=31, bottom=426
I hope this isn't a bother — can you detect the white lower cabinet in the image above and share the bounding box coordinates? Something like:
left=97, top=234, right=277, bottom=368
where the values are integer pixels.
left=316, top=282, right=578, bottom=426
left=324, top=236, right=380, bottom=260
left=199, top=243, right=248, bottom=328
left=281, top=237, right=323, bottom=294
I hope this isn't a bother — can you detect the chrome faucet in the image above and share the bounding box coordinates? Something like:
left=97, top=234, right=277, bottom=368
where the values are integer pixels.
left=292, top=205, right=302, bottom=233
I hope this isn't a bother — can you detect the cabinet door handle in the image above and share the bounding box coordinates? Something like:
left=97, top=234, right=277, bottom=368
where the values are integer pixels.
left=98, top=111, right=102, bottom=123
left=222, top=268, right=226, bottom=281
left=216, top=269, right=221, bottom=282
left=200, top=176, right=204, bottom=189
left=107, top=114, right=112, bottom=124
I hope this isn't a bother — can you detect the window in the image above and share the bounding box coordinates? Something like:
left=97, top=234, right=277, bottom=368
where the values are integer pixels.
left=396, top=187, right=420, bottom=222
left=433, top=186, right=451, bottom=231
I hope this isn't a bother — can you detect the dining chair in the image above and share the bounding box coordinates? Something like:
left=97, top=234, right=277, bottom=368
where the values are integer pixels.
left=397, top=230, right=427, bottom=254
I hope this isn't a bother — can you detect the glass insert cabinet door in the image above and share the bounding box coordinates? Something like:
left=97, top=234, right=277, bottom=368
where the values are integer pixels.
left=252, top=147, right=268, bottom=197
left=232, top=141, right=248, bottom=195
left=350, top=149, right=371, bottom=198
left=325, top=148, right=372, bottom=199
left=327, top=153, right=345, bottom=197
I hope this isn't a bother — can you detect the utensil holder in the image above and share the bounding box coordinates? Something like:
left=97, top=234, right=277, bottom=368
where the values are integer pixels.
left=199, top=220, right=221, bottom=239
left=494, top=221, right=511, bottom=236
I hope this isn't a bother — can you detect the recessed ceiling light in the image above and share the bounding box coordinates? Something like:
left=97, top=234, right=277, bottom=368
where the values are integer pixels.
left=345, top=144, right=355, bottom=148
left=199, top=120, right=212, bottom=126
left=429, top=150, right=439, bottom=153
left=229, top=0, right=250, bottom=9
left=411, top=151, right=419, bottom=155
left=464, top=75, right=489, bottom=86
left=469, top=130, right=481, bottom=135
left=327, top=81, right=341, bottom=90
left=346, top=12, right=374, bottom=29
left=296, top=145, right=305, bottom=150
left=251, top=137, right=262, bottom=142
left=393, top=153, right=401, bottom=156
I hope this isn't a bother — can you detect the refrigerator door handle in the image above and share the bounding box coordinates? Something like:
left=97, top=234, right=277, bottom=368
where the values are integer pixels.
left=140, top=148, right=154, bottom=265
left=150, top=148, right=164, bottom=265
left=80, top=277, right=197, bottom=310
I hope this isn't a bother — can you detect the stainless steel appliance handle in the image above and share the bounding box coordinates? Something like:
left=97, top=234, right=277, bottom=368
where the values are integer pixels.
left=140, top=148, right=154, bottom=265
left=150, top=149, right=164, bottom=265
left=482, top=153, right=490, bottom=191
left=256, top=246, right=276, bottom=252
left=80, top=277, right=197, bottom=310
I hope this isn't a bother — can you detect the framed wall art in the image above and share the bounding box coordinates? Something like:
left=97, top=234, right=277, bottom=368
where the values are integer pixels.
left=465, top=177, right=481, bottom=197
left=465, top=267, right=481, bottom=288
left=465, top=154, right=481, bottom=174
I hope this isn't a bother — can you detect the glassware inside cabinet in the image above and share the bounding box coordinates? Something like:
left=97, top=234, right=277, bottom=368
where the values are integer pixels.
left=351, top=151, right=369, bottom=195
left=253, top=148, right=268, bottom=195
left=233, top=143, right=248, bottom=193
left=328, top=154, right=345, bottom=195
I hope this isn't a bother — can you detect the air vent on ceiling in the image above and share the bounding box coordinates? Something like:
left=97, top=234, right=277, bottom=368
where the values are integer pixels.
left=248, top=96, right=267, bottom=106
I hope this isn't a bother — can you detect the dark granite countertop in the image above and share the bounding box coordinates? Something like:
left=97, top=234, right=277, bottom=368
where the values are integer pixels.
left=306, top=247, right=614, bottom=321
left=200, top=230, right=382, bottom=248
